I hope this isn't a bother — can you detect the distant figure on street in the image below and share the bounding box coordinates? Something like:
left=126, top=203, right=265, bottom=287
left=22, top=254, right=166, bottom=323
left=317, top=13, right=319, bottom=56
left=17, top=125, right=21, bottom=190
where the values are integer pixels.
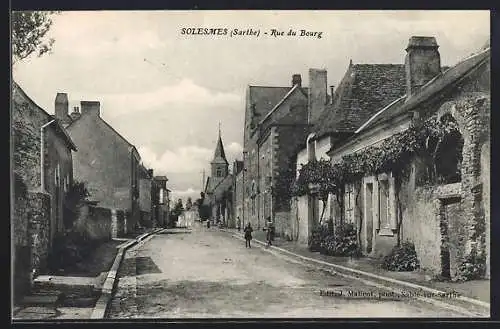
left=237, top=216, right=241, bottom=231
left=265, top=217, right=275, bottom=247
left=244, top=222, right=253, bottom=248
left=207, top=219, right=211, bottom=228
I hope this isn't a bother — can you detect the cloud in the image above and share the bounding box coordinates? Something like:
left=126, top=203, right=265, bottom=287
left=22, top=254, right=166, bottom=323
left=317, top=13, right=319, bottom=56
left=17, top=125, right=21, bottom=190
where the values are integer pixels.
left=224, top=142, right=244, bottom=167
left=226, top=142, right=243, bottom=155
left=49, top=11, right=167, bottom=58
left=138, top=145, right=213, bottom=175
left=170, top=188, right=200, bottom=201
left=100, top=79, right=242, bottom=117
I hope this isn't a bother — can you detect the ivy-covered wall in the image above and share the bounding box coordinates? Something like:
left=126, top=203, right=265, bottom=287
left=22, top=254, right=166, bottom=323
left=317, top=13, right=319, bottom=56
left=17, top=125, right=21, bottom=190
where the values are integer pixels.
left=291, top=55, right=490, bottom=280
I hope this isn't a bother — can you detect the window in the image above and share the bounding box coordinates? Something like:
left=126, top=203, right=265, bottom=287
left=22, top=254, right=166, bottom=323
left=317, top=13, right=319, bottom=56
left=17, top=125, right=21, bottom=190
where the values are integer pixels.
left=216, top=169, right=223, bottom=177
left=345, top=184, right=355, bottom=223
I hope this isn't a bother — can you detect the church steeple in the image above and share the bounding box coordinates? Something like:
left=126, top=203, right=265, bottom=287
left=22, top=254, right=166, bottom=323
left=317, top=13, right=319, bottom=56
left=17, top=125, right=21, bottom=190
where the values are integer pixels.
left=212, top=122, right=228, bottom=166
left=210, top=123, right=229, bottom=182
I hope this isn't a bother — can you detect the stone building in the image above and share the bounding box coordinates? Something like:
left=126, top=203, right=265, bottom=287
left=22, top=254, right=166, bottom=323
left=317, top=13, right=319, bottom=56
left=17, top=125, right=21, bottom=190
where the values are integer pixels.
left=232, top=160, right=244, bottom=227
left=293, top=64, right=407, bottom=244
left=138, top=167, right=154, bottom=227
left=204, top=129, right=234, bottom=226
left=242, top=74, right=310, bottom=235
left=299, top=36, right=490, bottom=280
left=12, top=82, right=77, bottom=299
left=58, top=96, right=151, bottom=233
left=152, top=175, right=170, bottom=227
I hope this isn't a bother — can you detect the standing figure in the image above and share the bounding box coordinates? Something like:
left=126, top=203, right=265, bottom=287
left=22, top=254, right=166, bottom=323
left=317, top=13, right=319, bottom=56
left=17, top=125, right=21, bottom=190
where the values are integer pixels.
left=265, top=217, right=274, bottom=247
left=237, top=216, right=241, bottom=232
left=244, top=222, right=253, bottom=248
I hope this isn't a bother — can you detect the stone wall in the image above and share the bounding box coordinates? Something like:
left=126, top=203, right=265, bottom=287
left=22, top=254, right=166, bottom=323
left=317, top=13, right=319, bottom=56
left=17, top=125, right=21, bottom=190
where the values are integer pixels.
left=12, top=85, right=44, bottom=190
left=258, top=129, right=273, bottom=223
left=111, top=209, right=126, bottom=238
left=275, top=211, right=292, bottom=241
left=27, top=191, right=51, bottom=276
left=13, top=174, right=31, bottom=301
left=481, top=141, right=490, bottom=278
left=234, top=171, right=244, bottom=227
left=45, top=128, right=74, bottom=247
left=139, top=178, right=152, bottom=212
left=291, top=196, right=310, bottom=245
left=74, top=204, right=113, bottom=241
left=400, top=179, right=461, bottom=275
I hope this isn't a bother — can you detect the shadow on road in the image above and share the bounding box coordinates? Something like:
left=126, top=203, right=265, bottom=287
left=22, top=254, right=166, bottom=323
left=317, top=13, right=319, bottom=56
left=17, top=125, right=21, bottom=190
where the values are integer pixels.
left=136, top=257, right=162, bottom=275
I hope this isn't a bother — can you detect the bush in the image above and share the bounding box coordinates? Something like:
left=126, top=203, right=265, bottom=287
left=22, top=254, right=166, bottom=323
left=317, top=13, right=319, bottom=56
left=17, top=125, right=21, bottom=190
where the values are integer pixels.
left=308, top=226, right=329, bottom=252
left=333, top=223, right=360, bottom=256
left=320, top=235, right=336, bottom=255
left=48, top=230, right=93, bottom=272
left=382, top=241, right=420, bottom=271
left=320, top=223, right=360, bottom=256
left=457, top=249, right=486, bottom=281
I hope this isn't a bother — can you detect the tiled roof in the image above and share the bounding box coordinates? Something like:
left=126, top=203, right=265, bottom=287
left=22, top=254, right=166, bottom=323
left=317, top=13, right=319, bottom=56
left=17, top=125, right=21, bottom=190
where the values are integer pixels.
left=314, top=64, right=406, bottom=138
left=211, top=135, right=228, bottom=165
left=13, top=82, right=78, bottom=151
left=248, top=85, right=309, bottom=122
left=358, top=47, right=490, bottom=132
left=211, top=175, right=233, bottom=201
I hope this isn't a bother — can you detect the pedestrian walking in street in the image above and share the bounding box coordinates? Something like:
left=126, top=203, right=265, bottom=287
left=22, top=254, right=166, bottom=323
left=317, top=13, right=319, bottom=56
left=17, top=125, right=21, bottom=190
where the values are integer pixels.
left=237, top=216, right=241, bottom=232
left=244, top=222, right=253, bottom=248
left=265, top=217, right=274, bottom=247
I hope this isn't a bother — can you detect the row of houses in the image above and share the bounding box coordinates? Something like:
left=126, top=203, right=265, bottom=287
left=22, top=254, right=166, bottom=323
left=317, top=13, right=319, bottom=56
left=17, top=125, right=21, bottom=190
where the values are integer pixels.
left=11, top=83, right=172, bottom=301
left=221, top=35, right=489, bottom=281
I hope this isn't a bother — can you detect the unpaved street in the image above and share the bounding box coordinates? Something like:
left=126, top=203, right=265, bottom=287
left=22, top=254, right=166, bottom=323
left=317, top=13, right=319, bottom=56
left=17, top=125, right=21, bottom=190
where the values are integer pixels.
left=108, top=224, right=467, bottom=318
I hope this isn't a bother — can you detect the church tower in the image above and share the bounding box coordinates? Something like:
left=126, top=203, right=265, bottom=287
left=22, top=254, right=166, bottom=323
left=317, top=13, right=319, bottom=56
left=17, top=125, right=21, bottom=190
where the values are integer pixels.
left=210, top=124, right=229, bottom=189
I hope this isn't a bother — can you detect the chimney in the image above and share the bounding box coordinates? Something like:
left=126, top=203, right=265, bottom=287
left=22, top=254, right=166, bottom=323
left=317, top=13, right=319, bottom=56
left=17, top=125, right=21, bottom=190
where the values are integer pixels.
left=308, top=69, right=327, bottom=124
left=292, top=74, right=302, bottom=87
left=80, top=101, right=101, bottom=116
left=55, top=93, right=70, bottom=124
left=405, top=36, right=441, bottom=99
left=330, top=85, right=335, bottom=104
left=70, top=106, right=81, bottom=121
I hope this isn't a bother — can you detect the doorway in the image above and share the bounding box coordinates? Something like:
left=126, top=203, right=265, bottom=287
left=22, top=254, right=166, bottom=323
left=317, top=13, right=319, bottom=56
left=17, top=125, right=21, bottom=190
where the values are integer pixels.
left=439, top=196, right=461, bottom=279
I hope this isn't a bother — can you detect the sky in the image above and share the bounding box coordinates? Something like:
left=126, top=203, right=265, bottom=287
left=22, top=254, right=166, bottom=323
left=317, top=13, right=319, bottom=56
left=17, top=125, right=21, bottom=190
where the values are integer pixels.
left=12, top=10, right=490, bottom=202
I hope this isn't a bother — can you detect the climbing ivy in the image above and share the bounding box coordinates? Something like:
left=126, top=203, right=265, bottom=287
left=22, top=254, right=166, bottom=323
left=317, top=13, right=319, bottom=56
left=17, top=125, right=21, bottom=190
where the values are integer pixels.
left=291, top=115, right=460, bottom=198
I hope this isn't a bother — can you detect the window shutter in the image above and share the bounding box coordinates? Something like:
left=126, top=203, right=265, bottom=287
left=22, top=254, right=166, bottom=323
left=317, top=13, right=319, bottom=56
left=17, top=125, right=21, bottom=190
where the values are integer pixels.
left=374, top=180, right=380, bottom=230
left=389, top=175, right=398, bottom=230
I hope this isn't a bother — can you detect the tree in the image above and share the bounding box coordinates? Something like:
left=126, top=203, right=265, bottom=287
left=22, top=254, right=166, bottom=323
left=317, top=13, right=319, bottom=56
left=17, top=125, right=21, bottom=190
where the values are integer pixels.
left=63, top=180, right=89, bottom=230
left=170, top=198, right=184, bottom=220
left=196, top=192, right=210, bottom=220
left=12, top=11, right=58, bottom=63
left=186, top=197, right=193, bottom=210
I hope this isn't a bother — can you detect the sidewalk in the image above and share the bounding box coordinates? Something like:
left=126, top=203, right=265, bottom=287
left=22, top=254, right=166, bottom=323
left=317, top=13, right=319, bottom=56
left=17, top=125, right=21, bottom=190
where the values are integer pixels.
left=13, top=228, right=160, bottom=320
left=231, top=228, right=489, bottom=304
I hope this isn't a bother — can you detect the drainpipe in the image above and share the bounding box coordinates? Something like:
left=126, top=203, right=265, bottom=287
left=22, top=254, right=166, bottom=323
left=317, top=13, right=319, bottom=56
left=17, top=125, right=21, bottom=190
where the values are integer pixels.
left=40, top=120, right=56, bottom=192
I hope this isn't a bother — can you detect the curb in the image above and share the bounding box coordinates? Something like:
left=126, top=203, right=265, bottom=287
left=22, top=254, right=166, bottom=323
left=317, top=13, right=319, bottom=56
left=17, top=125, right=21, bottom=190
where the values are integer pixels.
left=223, top=229, right=490, bottom=316
left=90, top=228, right=164, bottom=319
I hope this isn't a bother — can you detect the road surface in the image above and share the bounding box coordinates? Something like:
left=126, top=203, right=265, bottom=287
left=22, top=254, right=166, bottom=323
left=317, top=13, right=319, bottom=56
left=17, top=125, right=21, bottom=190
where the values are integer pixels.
left=108, top=223, right=467, bottom=318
